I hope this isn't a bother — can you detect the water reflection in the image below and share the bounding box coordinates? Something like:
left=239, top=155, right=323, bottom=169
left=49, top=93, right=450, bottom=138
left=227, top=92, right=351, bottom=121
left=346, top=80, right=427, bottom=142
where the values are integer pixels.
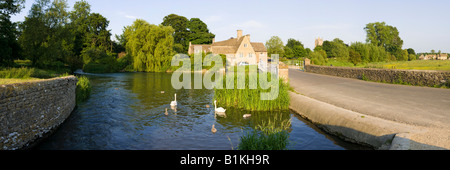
left=35, top=72, right=367, bottom=150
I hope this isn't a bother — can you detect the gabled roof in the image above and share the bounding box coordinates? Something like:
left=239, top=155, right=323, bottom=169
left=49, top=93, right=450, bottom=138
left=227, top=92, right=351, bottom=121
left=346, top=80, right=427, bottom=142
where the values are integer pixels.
left=189, top=34, right=267, bottom=54
left=251, top=42, right=267, bottom=52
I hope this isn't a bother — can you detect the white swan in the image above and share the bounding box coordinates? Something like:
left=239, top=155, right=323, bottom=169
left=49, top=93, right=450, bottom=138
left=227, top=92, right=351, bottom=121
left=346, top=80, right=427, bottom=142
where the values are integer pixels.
left=170, top=93, right=177, bottom=106
left=214, top=100, right=226, bottom=116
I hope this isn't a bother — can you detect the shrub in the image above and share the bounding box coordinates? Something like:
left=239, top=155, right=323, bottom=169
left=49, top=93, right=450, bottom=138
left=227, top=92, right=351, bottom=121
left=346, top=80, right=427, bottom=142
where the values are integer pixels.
left=76, top=76, right=91, bottom=104
left=0, top=67, right=34, bottom=79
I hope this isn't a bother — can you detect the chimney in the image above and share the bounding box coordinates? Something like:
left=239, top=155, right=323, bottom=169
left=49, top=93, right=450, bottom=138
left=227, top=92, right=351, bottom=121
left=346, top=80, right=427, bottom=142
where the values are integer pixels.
left=212, top=38, right=215, bottom=43
left=189, top=41, right=192, bottom=46
left=246, top=34, right=250, bottom=41
left=237, top=30, right=243, bottom=39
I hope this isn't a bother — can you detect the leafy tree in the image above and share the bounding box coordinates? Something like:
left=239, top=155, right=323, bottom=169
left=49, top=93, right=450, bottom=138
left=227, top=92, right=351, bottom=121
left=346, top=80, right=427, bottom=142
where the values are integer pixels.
left=284, top=38, right=306, bottom=59
left=0, top=0, right=25, bottom=66
left=266, top=36, right=284, bottom=58
left=19, top=0, right=73, bottom=69
left=348, top=49, right=362, bottom=65
left=406, top=48, right=416, bottom=56
left=161, top=14, right=189, bottom=53
left=187, top=18, right=215, bottom=45
left=161, top=14, right=215, bottom=53
left=328, top=38, right=349, bottom=60
left=365, top=22, right=403, bottom=57
left=124, top=19, right=175, bottom=72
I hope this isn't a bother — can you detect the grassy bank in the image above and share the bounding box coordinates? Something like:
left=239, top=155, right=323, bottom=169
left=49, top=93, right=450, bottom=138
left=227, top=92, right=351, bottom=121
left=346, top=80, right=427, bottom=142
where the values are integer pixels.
left=360, top=60, right=450, bottom=71
left=214, top=67, right=290, bottom=111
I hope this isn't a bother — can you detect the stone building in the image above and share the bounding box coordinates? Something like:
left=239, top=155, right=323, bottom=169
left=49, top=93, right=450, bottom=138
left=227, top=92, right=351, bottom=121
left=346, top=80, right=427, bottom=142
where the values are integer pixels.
left=419, top=53, right=448, bottom=60
left=315, top=37, right=324, bottom=48
left=188, top=30, right=268, bottom=66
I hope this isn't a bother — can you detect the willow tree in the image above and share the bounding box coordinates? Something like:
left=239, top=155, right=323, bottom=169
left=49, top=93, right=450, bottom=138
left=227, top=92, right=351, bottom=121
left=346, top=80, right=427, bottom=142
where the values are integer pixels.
left=124, top=19, right=175, bottom=72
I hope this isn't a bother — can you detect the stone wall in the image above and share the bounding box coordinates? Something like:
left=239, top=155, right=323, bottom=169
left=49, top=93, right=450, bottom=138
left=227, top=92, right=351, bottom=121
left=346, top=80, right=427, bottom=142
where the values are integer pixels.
left=305, top=65, right=450, bottom=87
left=0, top=76, right=78, bottom=150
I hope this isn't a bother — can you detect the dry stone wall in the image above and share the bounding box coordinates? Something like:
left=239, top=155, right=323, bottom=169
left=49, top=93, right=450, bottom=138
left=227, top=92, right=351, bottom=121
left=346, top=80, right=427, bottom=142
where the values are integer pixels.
left=0, top=76, right=77, bottom=150
left=305, top=65, right=450, bottom=87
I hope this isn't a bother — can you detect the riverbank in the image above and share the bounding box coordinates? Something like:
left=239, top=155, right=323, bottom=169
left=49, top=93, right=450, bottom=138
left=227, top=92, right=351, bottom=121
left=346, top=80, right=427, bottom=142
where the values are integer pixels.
left=0, top=76, right=78, bottom=150
left=288, top=69, right=450, bottom=150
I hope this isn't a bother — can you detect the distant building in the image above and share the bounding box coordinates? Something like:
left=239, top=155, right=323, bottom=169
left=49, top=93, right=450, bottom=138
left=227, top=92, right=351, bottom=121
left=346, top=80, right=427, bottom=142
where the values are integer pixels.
left=188, top=30, right=268, bottom=66
left=315, top=37, right=323, bottom=48
left=419, top=53, right=448, bottom=60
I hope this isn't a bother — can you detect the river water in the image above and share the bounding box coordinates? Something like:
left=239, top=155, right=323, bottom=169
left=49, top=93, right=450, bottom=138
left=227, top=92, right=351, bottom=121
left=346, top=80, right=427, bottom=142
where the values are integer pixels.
left=35, top=72, right=368, bottom=150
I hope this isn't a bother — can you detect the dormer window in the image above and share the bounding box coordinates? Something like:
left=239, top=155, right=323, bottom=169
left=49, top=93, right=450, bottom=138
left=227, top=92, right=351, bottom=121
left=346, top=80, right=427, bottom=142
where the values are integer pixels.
left=244, top=44, right=248, bottom=47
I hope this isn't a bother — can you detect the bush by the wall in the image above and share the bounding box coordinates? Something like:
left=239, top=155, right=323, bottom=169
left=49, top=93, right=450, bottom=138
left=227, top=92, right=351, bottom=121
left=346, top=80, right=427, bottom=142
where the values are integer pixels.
left=76, top=76, right=91, bottom=104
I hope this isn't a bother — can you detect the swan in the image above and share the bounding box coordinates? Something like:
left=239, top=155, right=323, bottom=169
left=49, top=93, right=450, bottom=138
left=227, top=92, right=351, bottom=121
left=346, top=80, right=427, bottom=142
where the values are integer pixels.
left=243, top=114, right=251, bottom=119
left=164, top=108, right=168, bottom=116
left=211, top=124, right=217, bottom=133
left=214, top=100, right=226, bottom=116
left=170, top=93, right=177, bottom=106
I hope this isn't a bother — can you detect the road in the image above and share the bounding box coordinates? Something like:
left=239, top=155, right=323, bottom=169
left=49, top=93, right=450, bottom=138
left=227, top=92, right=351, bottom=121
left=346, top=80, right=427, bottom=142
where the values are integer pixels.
left=289, top=69, right=450, bottom=129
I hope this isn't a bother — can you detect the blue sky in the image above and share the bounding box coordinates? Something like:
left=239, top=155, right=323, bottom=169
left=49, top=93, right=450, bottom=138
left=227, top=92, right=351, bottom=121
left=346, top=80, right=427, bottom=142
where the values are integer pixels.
left=11, top=0, right=450, bottom=53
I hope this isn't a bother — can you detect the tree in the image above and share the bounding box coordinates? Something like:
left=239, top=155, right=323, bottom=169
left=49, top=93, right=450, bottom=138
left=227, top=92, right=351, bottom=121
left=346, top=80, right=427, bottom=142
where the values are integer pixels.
left=365, top=22, right=403, bottom=57
left=0, top=0, right=25, bottom=66
left=284, top=38, right=306, bottom=59
left=406, top=48, right=416, bottom=56
left=265, top=36, right=284, bottom=58
left=187, top=18, right=215, bottom=45
left=161, top=14, right=189, bottom=53
left=19, top=0, right=63, bottom=68
left=348, top=49, right=362, bottom=65
left=124, top=19, right=175, bottom=72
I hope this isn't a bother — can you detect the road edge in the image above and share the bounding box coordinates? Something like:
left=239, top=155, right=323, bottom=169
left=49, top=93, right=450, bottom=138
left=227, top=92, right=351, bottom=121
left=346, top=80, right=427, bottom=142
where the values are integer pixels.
left=288, top=91, right=447, bottom=150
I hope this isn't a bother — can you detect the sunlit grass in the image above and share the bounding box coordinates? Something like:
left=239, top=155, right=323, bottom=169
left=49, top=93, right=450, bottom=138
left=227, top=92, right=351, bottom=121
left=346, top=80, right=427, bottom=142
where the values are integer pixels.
left=238, top=114, right=292, bottom=150
left=213, top=67, right=290, bottom=111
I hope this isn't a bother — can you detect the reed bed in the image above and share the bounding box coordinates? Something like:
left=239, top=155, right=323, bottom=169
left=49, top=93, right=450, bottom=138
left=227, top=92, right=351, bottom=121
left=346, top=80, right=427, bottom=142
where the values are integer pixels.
left=238, top=114, right=291, bottom=150
left=214, top=67, right=290, bottom=111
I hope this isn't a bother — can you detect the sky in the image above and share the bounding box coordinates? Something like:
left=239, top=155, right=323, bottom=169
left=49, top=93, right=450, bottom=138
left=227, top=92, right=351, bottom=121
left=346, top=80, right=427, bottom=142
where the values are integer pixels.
left=11, top=0, right=450, bottom=53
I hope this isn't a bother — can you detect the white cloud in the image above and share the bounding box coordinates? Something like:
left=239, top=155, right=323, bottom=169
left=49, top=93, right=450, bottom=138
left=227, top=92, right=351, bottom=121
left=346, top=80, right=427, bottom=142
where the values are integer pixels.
left=118, top=12, right=139, bottom=20
left=125, top=15, right=138, bottom=19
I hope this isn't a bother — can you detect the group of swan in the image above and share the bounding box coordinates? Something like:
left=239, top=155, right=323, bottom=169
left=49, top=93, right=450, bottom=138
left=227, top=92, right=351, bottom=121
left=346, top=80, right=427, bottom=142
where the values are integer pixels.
left=167, top=93, right=226, bottom=115
left=165, top=93, right=252, bottom=133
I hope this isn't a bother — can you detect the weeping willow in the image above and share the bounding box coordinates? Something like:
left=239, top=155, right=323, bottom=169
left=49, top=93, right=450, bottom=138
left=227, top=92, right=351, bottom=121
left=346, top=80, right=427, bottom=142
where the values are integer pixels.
left=124, top=19, right=175, bottom=72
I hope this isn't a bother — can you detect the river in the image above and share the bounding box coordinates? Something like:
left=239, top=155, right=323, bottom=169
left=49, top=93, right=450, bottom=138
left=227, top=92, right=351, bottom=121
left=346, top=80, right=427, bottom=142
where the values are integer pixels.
left=35, top=72, right=369, bottom=150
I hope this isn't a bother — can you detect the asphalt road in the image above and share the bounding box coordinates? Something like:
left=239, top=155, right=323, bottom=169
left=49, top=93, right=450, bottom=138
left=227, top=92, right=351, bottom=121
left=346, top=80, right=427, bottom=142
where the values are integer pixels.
left=289, top=69, right=450, bottom=129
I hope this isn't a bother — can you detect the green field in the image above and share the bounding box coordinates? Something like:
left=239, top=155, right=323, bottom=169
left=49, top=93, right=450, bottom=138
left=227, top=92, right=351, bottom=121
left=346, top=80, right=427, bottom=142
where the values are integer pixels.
left=360, top=60, right=450, bottom=71
left=294, top=58, right=450, bottom=71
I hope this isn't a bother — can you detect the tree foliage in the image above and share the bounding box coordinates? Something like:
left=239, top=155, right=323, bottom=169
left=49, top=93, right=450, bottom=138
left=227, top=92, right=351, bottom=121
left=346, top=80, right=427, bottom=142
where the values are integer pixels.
left=284, top=38, right=306, bottom=59
left=124, top=19, right=175, bottom=72
left=161, top=14, right=214, bottom=53
left=266, top=36, right=284, bottom=58
left=365, top=22, right=403, bottom=58
left=0, top=0, right=25, bottom=66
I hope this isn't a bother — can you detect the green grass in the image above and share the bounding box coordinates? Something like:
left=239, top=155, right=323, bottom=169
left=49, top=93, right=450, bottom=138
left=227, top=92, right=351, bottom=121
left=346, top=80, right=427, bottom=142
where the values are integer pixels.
left=0, top=67, right=70, bottom=80
left=76, top=76, right=92, bottom=104
left=307, top=59, right=450, bottom=71
left=214, top=67, right=290, bottom=111
left=360, top=60, right=450, bottom=71
left=238, top=114, right=291, bottom=150
left=0, top=78, right=41, bottom=85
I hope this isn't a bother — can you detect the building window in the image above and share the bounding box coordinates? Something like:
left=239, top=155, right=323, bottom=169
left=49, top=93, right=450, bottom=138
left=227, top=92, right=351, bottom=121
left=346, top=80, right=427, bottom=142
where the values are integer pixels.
left=240, top=53, right=244, bottom=58
left=249, top=53, right=253, bottom=57
left=244, top=44, right=248, bottom=47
